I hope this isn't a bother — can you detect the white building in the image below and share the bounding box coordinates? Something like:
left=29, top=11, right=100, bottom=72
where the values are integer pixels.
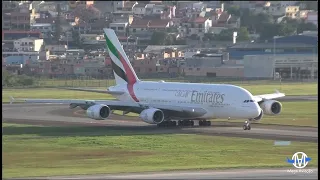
left=179, top=17, right=212, bottom=38
left=13, top=37, right=43, bottom=52
left=244, top=54, right=318, bottom=79
left=30, top=23, right=54, bottom=38
left=306, top=12, right=318, bottom=27
left=109, top=22, right=128, bottom=36
left=152, top=4, right=166, bottom=15
left=133, top=3, right=147, bottom=15
left=80, top=34, right=104, bottom=45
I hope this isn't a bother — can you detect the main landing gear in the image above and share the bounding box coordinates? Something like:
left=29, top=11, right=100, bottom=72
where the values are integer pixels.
left=157, top=120, right=177, bottom=127
left=157, top=120, right=212, bottom=127
left=199, top=120, right=211, bottom=126
left=243, top=120, right=251, bottom=130
left=178, top=120, right=195, bottom=126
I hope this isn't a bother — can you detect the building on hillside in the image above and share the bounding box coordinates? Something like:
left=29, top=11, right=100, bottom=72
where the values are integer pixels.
left=244, top=54, right=318, bottom=79
left=228, top=34, right=318, bottom=60
left=30, top=23, right=55, bottom=39
left=285, top=6, right=300, bottom=19
left=306, top=12, right=318, bottom=27
left=179, top=17, right=212, bottom=38
left=185, top=53, right=224, bottom=67
left=13, top=37, right=44, bottom=52
left=109, top=22, right=128, bottom=36
left=2, top=31, right=42, bottom=43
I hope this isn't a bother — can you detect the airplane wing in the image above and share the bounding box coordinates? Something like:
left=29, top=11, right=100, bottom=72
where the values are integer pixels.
left=57, top=87, right=125, bottom=95
left=253, top=89, right=285, bottom=102
left=10, top=97, right=207, bottom=117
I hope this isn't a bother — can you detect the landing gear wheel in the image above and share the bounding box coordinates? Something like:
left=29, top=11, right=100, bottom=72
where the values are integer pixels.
left=199, top=120, right=203, bottom=126
left=178, top=120, right=183, bottom=126
left=206, top=121, right=211, bottom=126
left=243, top=125, right=247, bottom=130
left=247, top=125, right=251, bottom=130
left=190, top=120, right=194, bottom=126
left=171, top=121, right=177, bottom=127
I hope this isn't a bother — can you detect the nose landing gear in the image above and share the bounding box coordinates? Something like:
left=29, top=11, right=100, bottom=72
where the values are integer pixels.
left=243, top=120, right=251, bottom=130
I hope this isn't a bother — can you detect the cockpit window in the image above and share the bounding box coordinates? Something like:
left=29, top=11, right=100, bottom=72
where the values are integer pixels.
left=243, top=100, right=254, bottom=103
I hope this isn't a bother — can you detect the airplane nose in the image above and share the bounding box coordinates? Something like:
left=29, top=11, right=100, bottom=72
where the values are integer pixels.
left=251, top=103, right=261, bottom=117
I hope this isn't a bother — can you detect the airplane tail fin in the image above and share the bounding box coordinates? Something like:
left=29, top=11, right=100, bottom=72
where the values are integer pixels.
left=103, top=28, right=139, bottom=86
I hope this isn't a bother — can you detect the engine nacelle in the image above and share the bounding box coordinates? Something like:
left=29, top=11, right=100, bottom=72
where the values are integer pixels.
left=139, top=108, right=164, bottom=124
left=252, top=108, right=264, bottom=121
left=86, top=104, right=111, bottom=120
left=259, top=100, right=282, bottom=115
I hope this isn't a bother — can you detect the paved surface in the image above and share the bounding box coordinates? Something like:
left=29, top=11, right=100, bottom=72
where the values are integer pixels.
left=6, top=168, right=318, bottom=179
left=2, top=96, right=318, bottom=179
left=2, top=104, right=318, bottom=142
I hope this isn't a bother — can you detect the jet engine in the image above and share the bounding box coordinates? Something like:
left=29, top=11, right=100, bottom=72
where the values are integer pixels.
left=139, top=108, right=164, bottom=124
left=259, top=100, right=282, bottom=115
left=86, top=104, right=111, bottom=120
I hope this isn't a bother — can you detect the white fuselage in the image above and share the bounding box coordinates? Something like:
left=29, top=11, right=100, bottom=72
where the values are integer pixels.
left=110, top=81, right=261, bottom=120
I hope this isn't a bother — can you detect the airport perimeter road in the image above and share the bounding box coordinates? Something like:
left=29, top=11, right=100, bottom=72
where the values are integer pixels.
left=2, top=103, right=318, bottom=142
left=6, top=168, right=318, bottom=180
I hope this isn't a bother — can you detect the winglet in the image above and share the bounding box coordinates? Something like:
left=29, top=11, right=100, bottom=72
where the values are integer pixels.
left=9, top=96, right=15, bottom=104
left=275, top=89, right=285, bottom=96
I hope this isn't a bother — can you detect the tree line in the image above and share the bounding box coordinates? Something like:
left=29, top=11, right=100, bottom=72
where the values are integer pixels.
left=2, top=70, right=35, bottom=87
left=226, top=6, right=317, bottom=41
left=151, top=6, right=317, bottom=45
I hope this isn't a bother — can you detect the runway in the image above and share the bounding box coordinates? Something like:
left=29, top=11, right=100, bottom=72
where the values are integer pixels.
left=2, top=96, right=318, bottom=179
left=2, top=103, right=318, bottom=142
left=7, top=168, right=319, bottom=180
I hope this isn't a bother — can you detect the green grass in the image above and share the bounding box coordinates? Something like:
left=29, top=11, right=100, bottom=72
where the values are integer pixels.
left=2, top=88, right=115, bottom=103
left=2, top=123, right=318, bottom=178
left=114, top=101, right=318, bottom=127
left=2, top=82, right=317, bottom=103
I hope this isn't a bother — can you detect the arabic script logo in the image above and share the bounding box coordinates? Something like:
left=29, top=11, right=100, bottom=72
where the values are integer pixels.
left=286, top=152, right=311, bottom=169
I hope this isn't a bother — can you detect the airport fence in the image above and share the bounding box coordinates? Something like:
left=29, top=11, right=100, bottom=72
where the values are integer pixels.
left=2, top=75, right=317, bottom=89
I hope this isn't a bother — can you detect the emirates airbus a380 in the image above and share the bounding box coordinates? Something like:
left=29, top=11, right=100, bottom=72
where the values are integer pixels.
left=12, top=28, right=285, bottom=130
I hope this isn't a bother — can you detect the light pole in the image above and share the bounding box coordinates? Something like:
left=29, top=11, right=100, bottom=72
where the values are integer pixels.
left=273, top=36, right=276, bottom=80
left=127, top=35, right=132, bottom=51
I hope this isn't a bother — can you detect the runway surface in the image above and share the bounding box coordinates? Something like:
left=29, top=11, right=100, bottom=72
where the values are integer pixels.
left=7, top=168, right=318, bottom=180
left=2, top=95, right=318, bottom=179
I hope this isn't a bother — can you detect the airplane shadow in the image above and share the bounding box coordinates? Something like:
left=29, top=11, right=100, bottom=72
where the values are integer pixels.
left=2, top=122, right=239, bottom=137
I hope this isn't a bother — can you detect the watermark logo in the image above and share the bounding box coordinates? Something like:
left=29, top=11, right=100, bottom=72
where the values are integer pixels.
left=286, top=152, right=311, bottom=169
left=286, top=152, right=313, bottom=174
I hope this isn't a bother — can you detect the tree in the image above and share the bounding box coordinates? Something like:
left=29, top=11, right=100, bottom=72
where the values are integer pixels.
left=277, top=23, right=296, bottom=36
left=237, top=27, right=250, bottom=41
left=259, top=23, right=279, bottom=41
left=240, top=8, right=255, bottom=31
left=54, top=3, right=62, bottom=42
left=203, top=33, right=214, bottom=41
left=253, top=13, right=274, bottom=33
left=150, top=31, right=177, bottom=45
left=226, top=6, right=241, bottom=17
left=150, top=31, right=167, bottom=45
left=72, top=29, right=82, bottom=47
left=215, top=29, right=233, bottom=41
left=297, top=22, right=318, bottom=34
left=304, top=1, right=318, bottom=11
left=164, top=34, right=176, bottom=45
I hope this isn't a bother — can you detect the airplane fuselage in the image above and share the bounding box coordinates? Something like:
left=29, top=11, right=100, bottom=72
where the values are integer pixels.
left=111, top=81, right=261, bottom=120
